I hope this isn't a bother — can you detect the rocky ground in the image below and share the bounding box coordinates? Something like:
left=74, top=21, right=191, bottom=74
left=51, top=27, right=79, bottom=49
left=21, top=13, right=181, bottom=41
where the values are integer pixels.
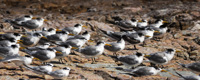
left=0, top=0, right=200, bottom=80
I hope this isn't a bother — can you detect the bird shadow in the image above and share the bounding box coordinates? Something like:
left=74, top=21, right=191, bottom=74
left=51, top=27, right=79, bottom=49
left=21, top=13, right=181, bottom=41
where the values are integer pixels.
left=25, top=74, right=45, bottom=79
left=49, top=61, right=62, bottom=64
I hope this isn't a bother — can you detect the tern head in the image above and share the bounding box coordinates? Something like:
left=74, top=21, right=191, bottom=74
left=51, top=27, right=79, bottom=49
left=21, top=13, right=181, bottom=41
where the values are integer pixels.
left=166, top=48, right=175, bottom=53
left=155, top=19, right=163, bottom=23
left=138, top=33, right=144, bottom=37
left=11, top=44, right=19, bottom=48
left=46, top=63, right=54, bottom=67
left=13, top=33, right=21, bottom=37
left=48, top=28, right=56, bottom=32
left=63, top=67, right=71, bottom=70
left=9, top=38, right=17, bottom=42
left=36, top=17, right=44, bottom=21
left=63, top=44, right=72, bottom=49
left=153, top=66, right=167, bottom=72
left=131, top=18, right=138, bottom=22
left=96, top=41, right=105, bottom=45
left=42, top=27, right=47, bottom=31
left=82, top=31, right=89, bottom=35
left=146, top=27, right=154, bottom=31
left=44, top=43, right=50, bottom=46
left=136, top=52, right=143, bottom=57
left=25, top=55, right=34, bottom=59
left=47, top=48, right=56, bottom=52
left=57, top=31, right=69, bottom=34
left=74, top=24, right=82, bottom=27
left=79, top=37, right=87, bottom=41
left=159, top=25, right=167, bottom=29
left=142, top=19, right=148, bottom=22
left=117, top=37, right=124, bottom=43
left=24, top=15, right=33, bottom=18
left=34, top=33, right=43, bottom=37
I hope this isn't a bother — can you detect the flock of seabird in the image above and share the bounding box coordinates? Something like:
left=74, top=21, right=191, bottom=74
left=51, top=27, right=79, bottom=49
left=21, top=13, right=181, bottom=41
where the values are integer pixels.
left=0, top=15, right=199, bottom=79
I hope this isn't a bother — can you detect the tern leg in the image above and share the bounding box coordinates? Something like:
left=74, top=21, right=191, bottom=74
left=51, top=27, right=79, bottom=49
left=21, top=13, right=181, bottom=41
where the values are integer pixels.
left=142, top=41, right=146, bottom=47
left=59, top=58, right=64, bottom=64
left=42, top=62, right=47, bottom=65
left=133, top=45, right=138, bottom=50
left=153, top=37, right=160, bottom=41
left=63, top=56, right=70, bottom=63
left=19, top=66, right=24, bottom=72
left=150, top=63, right=156, bottom=67
left=113, top=52, right=118, bottom=56
left=91, top=58, right=96, bottom=64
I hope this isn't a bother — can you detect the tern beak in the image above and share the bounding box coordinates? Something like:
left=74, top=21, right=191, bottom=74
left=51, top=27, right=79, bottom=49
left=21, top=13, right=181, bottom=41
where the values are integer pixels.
left=161, top=70, right=168, bottom=72
left=144, top=55, right=151, bottom=57
left=0, top=32, right=5, bottom=34
left=44, top=19, right=48, bottom=22
left=32, top=17, right=37, bottom=19
left=17, top=40, right=23, bottom=42
left=19, top=47, right=26, bottom=50
left=163, top=21, right=168, bottom=23
left=88, top=40, right=93, bottom=42
left=154, top=31, right=160, bottom=33
left=41, top=36, right=47, bottom=39
left=138, top=20, right=143, bottom=22
left=56, top=51, right=62, bottom=54
left=17, top=41, right=23, bottom=44
left=175, top=50, right=181, bottom=53
left=68, top=33, right=75, bottom=36
left=145, top=35, right=151, bottom=37
left=71, top=47, right=78, bottom=50
left=33, top=57, right=40, bottom=60
left=56, top=29, right=62, bottom=31
left=82, top=25, right=87, bottom=28
left=105, top=44, right=112, bottom=46
left=22, top=35, right=27, bottom=37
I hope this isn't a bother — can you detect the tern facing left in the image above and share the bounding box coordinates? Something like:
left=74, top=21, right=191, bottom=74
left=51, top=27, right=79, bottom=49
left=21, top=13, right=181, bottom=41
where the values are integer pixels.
left=104, top=38, right=125, bottom=56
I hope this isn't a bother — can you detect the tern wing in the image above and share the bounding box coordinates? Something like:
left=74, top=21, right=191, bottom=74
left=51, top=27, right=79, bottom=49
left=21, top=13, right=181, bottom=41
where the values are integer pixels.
left=118, top=56, right=138, bottom=65
left=80, top=46, right=100, bottom=56
left=147, top=53, right=167, bottom=63
left=132, top=67, right=153, bottom=76
left=187, top=62, right=200, bottom=72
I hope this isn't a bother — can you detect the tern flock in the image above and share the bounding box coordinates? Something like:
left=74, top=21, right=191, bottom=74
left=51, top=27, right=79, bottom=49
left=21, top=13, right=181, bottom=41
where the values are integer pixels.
left=0, top=15, right=199, bottom=79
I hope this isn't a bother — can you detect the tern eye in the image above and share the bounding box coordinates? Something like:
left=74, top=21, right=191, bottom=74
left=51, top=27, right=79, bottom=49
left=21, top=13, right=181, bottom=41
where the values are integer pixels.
left=167, top=49, right=174, bottom=52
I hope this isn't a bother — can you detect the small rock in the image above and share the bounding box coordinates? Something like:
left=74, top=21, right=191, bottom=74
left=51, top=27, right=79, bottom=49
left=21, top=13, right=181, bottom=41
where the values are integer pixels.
left=190, top=20, right=200, bottom=30
left=173, top=33, right=182, bottom=39
left=176, top=52, right=189, bottom=60
left=87, top=8, right=97, bottom=12
left=123, top=7, right=142, bottom=13
left=189, top=50, right=199, bottom=60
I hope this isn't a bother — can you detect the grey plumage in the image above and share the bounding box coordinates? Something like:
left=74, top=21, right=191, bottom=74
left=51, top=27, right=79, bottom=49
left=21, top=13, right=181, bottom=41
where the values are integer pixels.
left=23, top=48, right=56, bottom=61
left=179, top=62, right=200, bottom=73
left=122, top=66, right=165, bottom=77
left=175, top=71, right=200, bottom=80
left=0, top=55, right=33, bottom=66
left=0, top=44, right=20, bottom=58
